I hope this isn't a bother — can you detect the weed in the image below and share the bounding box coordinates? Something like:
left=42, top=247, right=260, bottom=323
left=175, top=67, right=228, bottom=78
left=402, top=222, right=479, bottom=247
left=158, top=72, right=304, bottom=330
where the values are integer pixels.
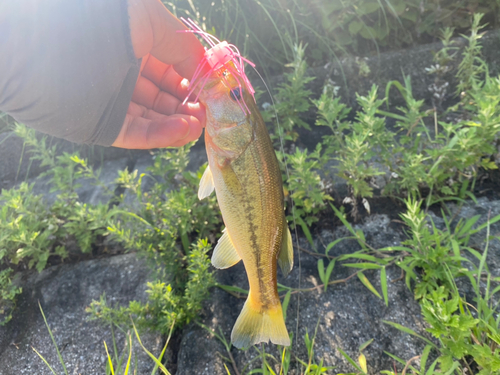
left=456, top=14, right=488, bottom=98
left=0, top=269, right=22, bottom=325
left=337, top=338, right=373, bottom=375
left=307, top=16, right=499, bottom=213
left=200, top=319, right=334, bottom=374
left=0, top=129, right=220, bottom=332
left=87, top=239, right=215, bottom=334
left=34, top=303, right=172, bottom=375
left=270, top=43, right=315, bottom=142
left=331, top=196, right=500, bottom=373
left=285, top=144, right=332, bottom=228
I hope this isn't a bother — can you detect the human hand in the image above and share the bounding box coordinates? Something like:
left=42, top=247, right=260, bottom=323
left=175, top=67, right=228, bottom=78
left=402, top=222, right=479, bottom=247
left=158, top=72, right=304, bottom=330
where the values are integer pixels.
left=112, top=0, right=206, bottom=149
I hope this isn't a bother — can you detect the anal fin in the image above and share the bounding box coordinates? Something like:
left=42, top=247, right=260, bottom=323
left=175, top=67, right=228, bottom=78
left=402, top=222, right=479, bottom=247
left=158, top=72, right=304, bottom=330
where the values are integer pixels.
left=278, top=226, right=293, bottom=277
left=198, top=165, right=215, bottom=200
left=212, top=228, right=241, bottom=269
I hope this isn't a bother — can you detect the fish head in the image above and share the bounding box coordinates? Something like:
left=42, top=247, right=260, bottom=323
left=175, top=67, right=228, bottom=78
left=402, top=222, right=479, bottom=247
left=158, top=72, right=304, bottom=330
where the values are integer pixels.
left=198, top=69, right=255, bottom=159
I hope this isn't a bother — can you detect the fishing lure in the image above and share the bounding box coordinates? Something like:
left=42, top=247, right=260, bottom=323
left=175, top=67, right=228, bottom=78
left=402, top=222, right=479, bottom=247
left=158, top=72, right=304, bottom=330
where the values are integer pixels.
left=181, top=19, right=293, bottom=348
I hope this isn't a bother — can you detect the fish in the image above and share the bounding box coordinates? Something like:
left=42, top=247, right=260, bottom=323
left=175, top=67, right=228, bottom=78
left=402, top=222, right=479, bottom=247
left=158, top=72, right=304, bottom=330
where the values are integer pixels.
left=197, top=70, right=293, bottom=348
left=180, top=18, right=293, bottom=348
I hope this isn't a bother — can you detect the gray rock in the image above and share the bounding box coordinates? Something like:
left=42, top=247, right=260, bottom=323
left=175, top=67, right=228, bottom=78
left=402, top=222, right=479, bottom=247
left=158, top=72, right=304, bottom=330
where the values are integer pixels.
left=27, top=157, right=131, bottom=207
left=0, top=253, right=163, bottom=375
left=75, top=157, right=131, bottom=205
left=177, top=214, right=431, bottom=374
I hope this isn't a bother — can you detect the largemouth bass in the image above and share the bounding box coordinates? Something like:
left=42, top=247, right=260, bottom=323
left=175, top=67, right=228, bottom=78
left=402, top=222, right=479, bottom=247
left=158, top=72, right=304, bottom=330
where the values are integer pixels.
left=197, top=70, right=293, bottom=348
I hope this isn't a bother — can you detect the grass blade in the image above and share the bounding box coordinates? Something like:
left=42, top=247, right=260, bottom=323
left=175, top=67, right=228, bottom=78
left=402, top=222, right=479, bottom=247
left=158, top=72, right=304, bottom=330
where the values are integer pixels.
left=358, top=353, right=367, bottom=373
left=123, top=334, right=133, bottom=375
left=380, top=267, right=388, bottom=306
left=339, top=253, right=385, bottom=263
left=317, top=259, right=325, bottom=285
left=324, top=238, right=345, bottom=255
left=324, top=259, right=336, bottom=292
left=419, top=344, right=432, bottom=373
left=38, top=302, right=69, bottom=375
left=344, top=263, right=382, bottom=270
left=131, top=320, right=171, bottom=375
left=425, top=358, right=439, bottom=375
left=152, top=319, right=176, bottom=375
left=104, top=341, right=115, bottom=375
left=357, top=272, right=382, bottom=299
left=384, top=351, right=409, bottom=366
left=282, top=290, right=292, bottom=321
left=474, top=213, right=500, bottom=232
left=32, top=346, right=58, bottom=375
left=382, top=320, right=436, bottom=347
left=296, top=216, right=316, bottom=251
left=358, top=338, right=373, bottom=352
left=217, top=284, right=249, bottom=295
left=338, top=348, right=362, bottom=372
left=330, top=203, right=356, bottom=236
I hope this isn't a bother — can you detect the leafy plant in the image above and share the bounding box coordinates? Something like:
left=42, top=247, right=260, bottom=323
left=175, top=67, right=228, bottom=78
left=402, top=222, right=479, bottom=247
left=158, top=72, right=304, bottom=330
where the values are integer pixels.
left=105, top=145, right=220, bottom=298
left=332, top=195, right=500, bottom=374
left=270, top=43, right=315, bottom=142
left=309, top=15, right=499, bottom=209
left=87, top=239, right=215, bottom=333
left=285, top=144, right=332, bottom=228
left=316, top=84, right=387, bottom=200
left=0, top=269, right=22, bottom=325
left=456, top=13, right=488, bottom=97
left=0, top=127, right=220, bottom=333
left=0, top=182, right=65, bottom=272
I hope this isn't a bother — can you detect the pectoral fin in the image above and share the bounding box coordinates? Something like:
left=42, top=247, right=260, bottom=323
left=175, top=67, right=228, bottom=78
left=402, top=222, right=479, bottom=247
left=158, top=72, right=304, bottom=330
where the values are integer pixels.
left=198, top=165, right=215, bottom=200
left=212, top=228, right=241, bottom=269
left=278, top=226, right=293, bottom=277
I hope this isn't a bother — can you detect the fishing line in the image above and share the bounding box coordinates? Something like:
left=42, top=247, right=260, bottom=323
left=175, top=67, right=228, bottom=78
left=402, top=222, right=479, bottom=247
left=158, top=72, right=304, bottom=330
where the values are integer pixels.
left=251, top=66, right=302, bottom=348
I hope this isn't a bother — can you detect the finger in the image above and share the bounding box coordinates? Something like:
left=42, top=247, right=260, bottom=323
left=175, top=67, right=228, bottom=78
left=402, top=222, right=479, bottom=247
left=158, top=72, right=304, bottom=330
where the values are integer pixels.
left=128, top=101, right=205, bottom=125
left=132, top=75, right=181, bottom=114
left=112, top=113, right=203, bottom=149
left=127, top=102, right=166, bottom=120
left=132, top=73, right=204, bottom=117
left=140, top=55, right=190, bottom=99
left=178, top=102, right=206, bottom=128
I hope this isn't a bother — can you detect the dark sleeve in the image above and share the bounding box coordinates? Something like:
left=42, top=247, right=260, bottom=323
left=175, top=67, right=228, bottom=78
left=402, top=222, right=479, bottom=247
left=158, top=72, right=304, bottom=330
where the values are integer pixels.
left=0, top=0, right=140, bottom=146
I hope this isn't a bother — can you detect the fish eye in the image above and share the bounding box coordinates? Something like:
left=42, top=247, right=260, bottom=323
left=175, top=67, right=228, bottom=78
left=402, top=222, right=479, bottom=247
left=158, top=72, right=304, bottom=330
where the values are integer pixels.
left=230, top=88, right=244, bottom=101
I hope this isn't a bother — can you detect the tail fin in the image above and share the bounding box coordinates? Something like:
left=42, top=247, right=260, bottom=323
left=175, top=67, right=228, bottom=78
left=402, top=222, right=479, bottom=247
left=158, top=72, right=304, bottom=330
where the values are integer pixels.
left=231, top=294, right=290, bottom=349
